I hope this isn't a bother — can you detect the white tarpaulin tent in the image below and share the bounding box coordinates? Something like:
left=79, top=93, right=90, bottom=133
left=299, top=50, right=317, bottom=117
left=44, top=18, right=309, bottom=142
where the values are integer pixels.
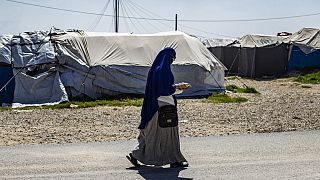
left=0, top=30, right=226, bottom=106
left=52, top=30, right=226, bottom=99
left=202, top=38, right=239, bottom=48
left=239, top=34, right=284, bottom=47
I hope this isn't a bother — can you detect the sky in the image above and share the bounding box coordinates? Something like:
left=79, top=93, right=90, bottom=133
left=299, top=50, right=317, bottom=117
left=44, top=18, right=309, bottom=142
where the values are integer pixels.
left=0, top=0, right=320, bottom=38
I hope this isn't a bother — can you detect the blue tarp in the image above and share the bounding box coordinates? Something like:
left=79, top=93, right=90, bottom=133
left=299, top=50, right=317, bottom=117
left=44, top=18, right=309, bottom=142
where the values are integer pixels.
left=0, top=66, right=15, bottom=104
left=288, top=45, right=320, bottom=71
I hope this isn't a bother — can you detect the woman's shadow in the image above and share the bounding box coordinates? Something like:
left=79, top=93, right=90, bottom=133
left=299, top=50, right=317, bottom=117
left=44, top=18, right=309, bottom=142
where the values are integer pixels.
left=127, top=165, right=193, bottom=180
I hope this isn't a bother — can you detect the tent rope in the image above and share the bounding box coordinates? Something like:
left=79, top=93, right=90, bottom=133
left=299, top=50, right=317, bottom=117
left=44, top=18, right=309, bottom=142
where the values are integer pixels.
left=223, top=46, right=249, bottom=89
left=207, top=70, right=224, bottom=93
left=226, top=47, right=240, bottom=77
left=81, top=66, right=93, bottom=96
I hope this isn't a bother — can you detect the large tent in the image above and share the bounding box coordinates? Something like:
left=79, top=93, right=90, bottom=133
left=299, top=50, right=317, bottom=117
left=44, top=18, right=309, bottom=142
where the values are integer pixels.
left=204, top=35, right=289, bottom=78
left=0, top=30, right=226, bottom=106
left=284, top=28, right=320, bottom=71
left=203, top=38, right=239, bottom=75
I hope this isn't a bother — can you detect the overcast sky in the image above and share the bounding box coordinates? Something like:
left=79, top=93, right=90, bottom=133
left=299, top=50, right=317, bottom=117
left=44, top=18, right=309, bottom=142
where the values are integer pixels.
left=1, top=0, right=320, bottom=38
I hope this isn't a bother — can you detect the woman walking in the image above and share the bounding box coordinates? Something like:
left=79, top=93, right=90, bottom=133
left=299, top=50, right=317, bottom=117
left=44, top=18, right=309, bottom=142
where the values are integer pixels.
left=127, top=47, right=190, bottom=168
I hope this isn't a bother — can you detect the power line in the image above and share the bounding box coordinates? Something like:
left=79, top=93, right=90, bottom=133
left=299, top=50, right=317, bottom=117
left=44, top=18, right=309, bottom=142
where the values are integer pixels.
left=179, top=24, right=236, bottom=38
left=6, top=0, right=115, bottom=17
left=124, top=0, right=163, bottom=32
left=88, top=0, right=111, bottom=31
left=120, top=0, right=146, bottom=33
left=125, top=0, right=232, bottom=37
left=6, top=0, right=320, bottom=23
left=179, top=12, right=320, bottom=23
left=119, top=1, right=139, bottom=33
left=119, top=0, right=130, bottom=32
left=126, top=0, right=174, bottom=31
left=5, top=0, right=169, bottom=21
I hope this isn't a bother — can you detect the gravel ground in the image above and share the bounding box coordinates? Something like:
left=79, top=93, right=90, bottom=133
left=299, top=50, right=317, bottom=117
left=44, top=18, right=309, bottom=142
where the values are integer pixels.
left=0, top=77, right=319, bottom=146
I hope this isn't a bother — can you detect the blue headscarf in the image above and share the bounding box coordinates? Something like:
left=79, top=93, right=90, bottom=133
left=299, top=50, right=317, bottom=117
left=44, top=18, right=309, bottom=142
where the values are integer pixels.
left=138, top=47, right=176, bottom=129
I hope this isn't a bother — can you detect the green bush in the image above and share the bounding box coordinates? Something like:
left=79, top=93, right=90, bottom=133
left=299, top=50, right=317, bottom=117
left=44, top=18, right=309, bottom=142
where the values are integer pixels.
left=294, top=71, right=320, bottom=84
left=226, top=84, right=238, bottom=91
left=225, top=85, right=260, bottom=94
left=206, top=94, right=248, bottom=103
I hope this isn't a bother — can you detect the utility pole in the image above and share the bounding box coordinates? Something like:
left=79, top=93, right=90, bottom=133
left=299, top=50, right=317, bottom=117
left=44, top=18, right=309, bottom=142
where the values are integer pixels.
left=175, top=14, right=178, bottom=31
left=114, top=0, right=119, bottom=33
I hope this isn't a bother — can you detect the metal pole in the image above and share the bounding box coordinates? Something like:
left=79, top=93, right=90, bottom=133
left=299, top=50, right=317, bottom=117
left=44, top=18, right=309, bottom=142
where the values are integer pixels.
left=175, top=14, right=178, bottom=31
left=114, top=0, right=119, bottom=33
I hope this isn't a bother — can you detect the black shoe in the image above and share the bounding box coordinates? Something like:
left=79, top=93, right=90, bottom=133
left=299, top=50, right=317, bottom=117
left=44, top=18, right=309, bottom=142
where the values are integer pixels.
left=170, top=162, right=189, bottom=168
left=126, top=153, right=140, bottom=167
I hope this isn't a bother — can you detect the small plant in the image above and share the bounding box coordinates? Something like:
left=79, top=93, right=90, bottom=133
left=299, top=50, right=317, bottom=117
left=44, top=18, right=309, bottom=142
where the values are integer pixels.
left=294, top=71, right=320, bottom=84
left=226, top=84, right=238, bottom=92
left=225, top=84, right=260, bottom=94
left=206, top=94, right=248, bottom=103
left=237, top=87, right=260, bottom=94
left=0, top=106, right=11, bottom=111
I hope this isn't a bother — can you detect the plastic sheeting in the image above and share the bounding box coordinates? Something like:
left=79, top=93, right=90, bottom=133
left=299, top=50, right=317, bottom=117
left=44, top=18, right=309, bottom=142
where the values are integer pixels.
left=239, top=34, right=283, bottom=48
left=0, top=35, right=12, bottom=64
left=283, top=28, right=320, bottom=70
left=203, top=34, right=285, bottom=48
left=206, top=35, right=289, bottom=78
left=288, top=45, right=320, bottom=70
left=0, top=30, right=226, bottom=105
left=202, top=38, right=239, bottom=48
left=12, top=70, right=68, bottom=105
left=54, top=31, right=226, bottom=98
left=53, top=31, right=225, bottom=71
left=284, top=27, right=320, bottom=54
left=10, top=32, right=56, bottom=68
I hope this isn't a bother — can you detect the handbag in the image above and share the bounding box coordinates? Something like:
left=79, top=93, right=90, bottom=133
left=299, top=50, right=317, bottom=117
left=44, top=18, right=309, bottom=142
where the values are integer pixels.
left=158, top=105, right=178, bottom=128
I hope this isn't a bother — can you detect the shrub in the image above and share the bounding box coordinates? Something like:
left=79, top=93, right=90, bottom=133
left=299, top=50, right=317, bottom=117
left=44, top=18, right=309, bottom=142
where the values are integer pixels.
left=206, top=94, right=248, bottom=103
left=294, top=71, right=320, bottom=84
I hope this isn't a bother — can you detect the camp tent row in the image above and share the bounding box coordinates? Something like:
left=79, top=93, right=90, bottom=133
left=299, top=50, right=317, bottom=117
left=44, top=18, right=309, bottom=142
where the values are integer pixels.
left=204, top=34, right=289, bottom=78
left=0, top=30, right=226, bottom=107
left=204, top=27, right=320, bottom=78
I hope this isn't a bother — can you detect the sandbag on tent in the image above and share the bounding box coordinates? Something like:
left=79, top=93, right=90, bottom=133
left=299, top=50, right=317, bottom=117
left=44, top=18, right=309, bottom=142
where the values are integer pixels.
left=285, top=28, right=320, bottom=70
left=52, top=31, right=226, bottom=98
